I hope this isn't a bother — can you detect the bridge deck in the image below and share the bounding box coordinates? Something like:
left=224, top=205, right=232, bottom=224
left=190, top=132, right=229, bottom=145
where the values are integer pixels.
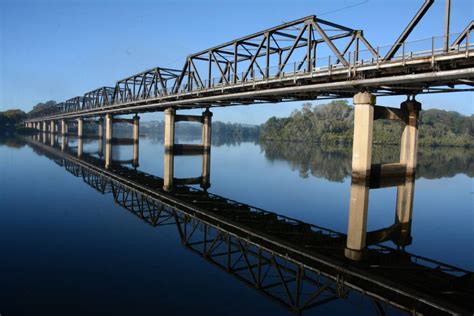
left=27, top=138, right=474, bottom=315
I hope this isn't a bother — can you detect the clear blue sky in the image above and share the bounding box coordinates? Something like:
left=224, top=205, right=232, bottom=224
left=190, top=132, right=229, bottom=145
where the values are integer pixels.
left=1, top=0, right=473, bottom=123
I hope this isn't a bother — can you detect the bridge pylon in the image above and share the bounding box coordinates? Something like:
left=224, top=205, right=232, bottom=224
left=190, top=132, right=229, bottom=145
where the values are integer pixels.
left=351, top=92, right=421, bottom=179
left=163, top=108, right=212, bottom=192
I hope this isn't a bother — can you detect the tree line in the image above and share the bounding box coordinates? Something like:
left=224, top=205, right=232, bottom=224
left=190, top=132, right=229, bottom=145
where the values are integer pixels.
left=260, top=100, right=474, bottom=147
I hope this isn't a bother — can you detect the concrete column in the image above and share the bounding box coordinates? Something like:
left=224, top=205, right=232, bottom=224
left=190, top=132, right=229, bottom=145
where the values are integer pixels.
left=163, top=151, right=174, bottom=191
left=201, top=150, right=211, bottom=190
left=345, top=180, right=370, bottom=261
left=98, top=118, right=104, bottom=138
left=400, top=99, right=421, bottom=176
left=61, top=120, right=67, bottom=135
left=351, top=92, right=376, bottom=178
left=394, top=178, right=415, bottom=247
left=105, top=114, right=113, bottom=142
left=77, top=137, right=83, bottom=158
left=133, top=114, right=140, bottom=142
left=202, top=109, right=213, bottom=150
left=105, top=142, right=112, bottom=169
left=42, top=121, right=47, bottom=132
left=164, top=108, right=175, bottom=151
left=77, top=118, right=84, bottom=138
left=50, top=121, right=55, bottom=134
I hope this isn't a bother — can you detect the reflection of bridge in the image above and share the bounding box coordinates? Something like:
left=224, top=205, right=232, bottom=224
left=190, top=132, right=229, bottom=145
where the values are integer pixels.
left=27, top=137, right=474, bottom=315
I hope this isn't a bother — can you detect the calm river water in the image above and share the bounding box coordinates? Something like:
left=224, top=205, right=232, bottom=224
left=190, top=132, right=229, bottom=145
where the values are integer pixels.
left=0, top=134, right=472, bottom=315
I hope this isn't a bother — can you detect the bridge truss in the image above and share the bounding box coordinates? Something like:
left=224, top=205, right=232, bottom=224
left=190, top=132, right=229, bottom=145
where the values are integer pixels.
left=27, top=12, right=474, bottom=122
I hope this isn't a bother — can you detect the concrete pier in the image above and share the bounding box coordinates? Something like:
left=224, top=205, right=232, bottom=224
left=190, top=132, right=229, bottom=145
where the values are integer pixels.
left=50, top=121, right=55, bottom=134
left=399, top=99, right=421, bottom=176
left=105, top=114, right=113, bottom=142
left=351, top=92, right=375, bottom=178
left=42, top=121, right=48, bottom=133
left=133, top=114, right=140, bottom=142
left=61, top=120, right=68, bottom=135
left=202, top=109, right=212, bottom=150
left=77, top=118, right=84, bottom=138
left=163, top=107, right=214, bottom=191
left=164, top=108, right=175, bottom=152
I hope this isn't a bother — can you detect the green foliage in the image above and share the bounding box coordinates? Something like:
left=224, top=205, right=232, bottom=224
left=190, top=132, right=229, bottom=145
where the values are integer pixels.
left=28, top=100, right=56, bottom=115
left=0, top=109, right=27, bottom=133
left=260, top=101, right=474, bottom=147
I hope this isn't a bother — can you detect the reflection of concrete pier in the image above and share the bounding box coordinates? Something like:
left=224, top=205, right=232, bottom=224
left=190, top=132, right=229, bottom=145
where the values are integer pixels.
left=345, top=176, right=415, bottom=261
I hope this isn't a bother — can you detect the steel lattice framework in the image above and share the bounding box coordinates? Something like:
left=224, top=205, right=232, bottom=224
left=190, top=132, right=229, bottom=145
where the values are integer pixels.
left=26, top=8, right=474, bottom=122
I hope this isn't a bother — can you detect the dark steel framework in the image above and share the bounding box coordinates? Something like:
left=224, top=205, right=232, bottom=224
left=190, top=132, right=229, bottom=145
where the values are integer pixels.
left=26, top=10, right=474, bottom=122
left=28, top=137, right=474, bottom=315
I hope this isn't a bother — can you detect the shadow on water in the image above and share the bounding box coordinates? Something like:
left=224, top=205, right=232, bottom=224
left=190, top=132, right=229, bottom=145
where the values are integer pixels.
left=9, top=133, right=473, bottom=316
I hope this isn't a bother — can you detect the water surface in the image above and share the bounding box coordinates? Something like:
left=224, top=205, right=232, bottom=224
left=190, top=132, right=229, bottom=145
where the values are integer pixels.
left=0, top=135, right=472, bottom=315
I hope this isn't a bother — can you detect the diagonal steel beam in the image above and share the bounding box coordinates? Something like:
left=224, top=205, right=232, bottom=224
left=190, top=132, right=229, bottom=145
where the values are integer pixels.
left=312, top=21, right=349, bottom=67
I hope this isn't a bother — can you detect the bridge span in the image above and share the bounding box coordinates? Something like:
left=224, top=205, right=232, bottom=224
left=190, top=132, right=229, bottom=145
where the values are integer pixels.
left=24, top=6, right=474, bottom=180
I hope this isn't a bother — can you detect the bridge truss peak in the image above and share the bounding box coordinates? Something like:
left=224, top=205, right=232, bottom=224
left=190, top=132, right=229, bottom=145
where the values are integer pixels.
left=172, top=15, right=376, bottom=94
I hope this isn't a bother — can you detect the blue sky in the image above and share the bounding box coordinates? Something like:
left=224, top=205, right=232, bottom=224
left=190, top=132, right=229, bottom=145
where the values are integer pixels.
left=1, top=0, right=473, bottom=123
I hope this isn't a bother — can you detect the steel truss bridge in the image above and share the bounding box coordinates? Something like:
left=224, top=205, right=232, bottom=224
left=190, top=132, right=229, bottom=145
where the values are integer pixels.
left=26, top=137, right=474, bottom=315
left=26, top=1, right=474, bottom=122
